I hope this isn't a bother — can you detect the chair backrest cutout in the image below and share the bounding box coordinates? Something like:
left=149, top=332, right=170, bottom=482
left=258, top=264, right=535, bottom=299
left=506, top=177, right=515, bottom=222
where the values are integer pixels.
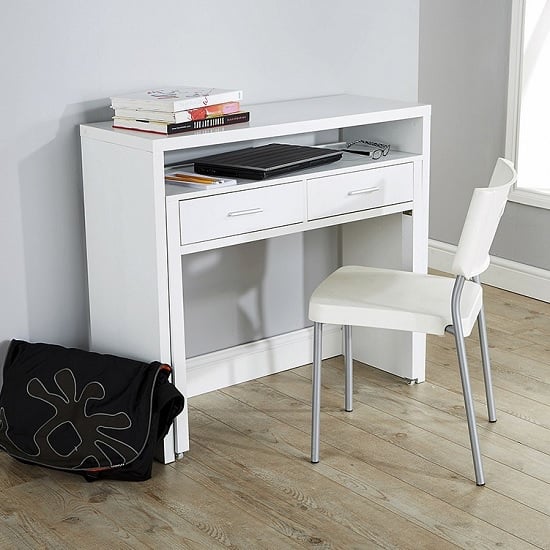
left=451, top=158, right=517, bottom=279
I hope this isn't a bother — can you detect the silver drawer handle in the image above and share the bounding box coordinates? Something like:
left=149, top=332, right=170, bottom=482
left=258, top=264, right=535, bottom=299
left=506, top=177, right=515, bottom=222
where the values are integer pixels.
left=348, top=186, right=381, bottom=196
left=227, top=207, right=264, bottom=217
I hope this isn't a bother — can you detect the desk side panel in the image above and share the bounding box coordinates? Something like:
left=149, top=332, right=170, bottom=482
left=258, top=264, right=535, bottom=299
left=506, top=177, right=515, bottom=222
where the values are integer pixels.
left=81, top=138, right=170, bottom=363
left=342, top=158, right=428, bottom=382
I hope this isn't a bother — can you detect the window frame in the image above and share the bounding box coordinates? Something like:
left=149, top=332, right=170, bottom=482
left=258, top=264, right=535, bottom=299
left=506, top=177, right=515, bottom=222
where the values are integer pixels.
left=506, top=0, right=550, bottom=209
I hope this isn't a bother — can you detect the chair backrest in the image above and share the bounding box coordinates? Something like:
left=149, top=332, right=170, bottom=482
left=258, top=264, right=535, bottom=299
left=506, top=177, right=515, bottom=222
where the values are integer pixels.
left=451, top=158, right=517, bottom=279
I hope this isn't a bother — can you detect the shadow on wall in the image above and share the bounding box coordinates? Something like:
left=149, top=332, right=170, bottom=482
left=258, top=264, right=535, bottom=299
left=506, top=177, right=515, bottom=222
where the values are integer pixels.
left=17, top=101, right=112, bottom=350
left=182, top=239, right=269, bottom=358
left=182, top=231, right=315, bottom=357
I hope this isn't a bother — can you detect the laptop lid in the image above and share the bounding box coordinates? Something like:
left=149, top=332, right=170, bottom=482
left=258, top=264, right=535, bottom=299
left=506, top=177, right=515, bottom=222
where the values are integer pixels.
left=193, top=143, right=343, bottom=180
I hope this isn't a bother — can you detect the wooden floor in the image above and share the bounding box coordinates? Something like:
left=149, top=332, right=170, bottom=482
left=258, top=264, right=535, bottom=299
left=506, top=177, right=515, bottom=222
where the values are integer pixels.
left=1, top=283, right=549, bottom=549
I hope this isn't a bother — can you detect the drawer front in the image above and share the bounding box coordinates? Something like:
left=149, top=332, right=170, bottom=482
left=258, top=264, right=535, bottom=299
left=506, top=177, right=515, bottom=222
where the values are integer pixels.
left=179, top=182, right=305, bottom=245
left=307, top=163, right=413, bottom=220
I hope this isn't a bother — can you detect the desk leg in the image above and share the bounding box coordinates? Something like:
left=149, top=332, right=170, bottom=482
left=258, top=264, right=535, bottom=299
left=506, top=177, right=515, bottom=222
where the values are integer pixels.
left=166, top=199, right=190, bottom=455
left=159, top=424, right=176, bottom=464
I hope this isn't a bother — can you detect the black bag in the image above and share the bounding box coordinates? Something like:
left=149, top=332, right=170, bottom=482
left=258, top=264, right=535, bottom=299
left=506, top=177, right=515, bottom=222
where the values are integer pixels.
left=0, top=339, right=184, bottom=481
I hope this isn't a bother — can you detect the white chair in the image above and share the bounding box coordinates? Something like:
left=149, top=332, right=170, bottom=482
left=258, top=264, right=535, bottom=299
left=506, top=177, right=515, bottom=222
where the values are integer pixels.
left=308, top=158, right=517, bottom=486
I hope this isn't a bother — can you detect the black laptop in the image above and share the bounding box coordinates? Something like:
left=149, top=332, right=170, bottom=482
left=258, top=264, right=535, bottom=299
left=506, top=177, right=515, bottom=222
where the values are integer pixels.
left=193, top=143, right=343, bottom=180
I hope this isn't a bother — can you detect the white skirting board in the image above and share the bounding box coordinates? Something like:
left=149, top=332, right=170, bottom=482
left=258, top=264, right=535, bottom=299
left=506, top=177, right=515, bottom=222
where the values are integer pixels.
left=186, top=325, right=342, bottom=397
left=429, top=239, right=550, bottom=302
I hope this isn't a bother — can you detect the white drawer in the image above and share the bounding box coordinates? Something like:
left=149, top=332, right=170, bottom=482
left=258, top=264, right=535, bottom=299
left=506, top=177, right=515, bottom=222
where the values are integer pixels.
left=307, top=163, right=413, bottom=220
left=179, top=182, right=305, bottom=245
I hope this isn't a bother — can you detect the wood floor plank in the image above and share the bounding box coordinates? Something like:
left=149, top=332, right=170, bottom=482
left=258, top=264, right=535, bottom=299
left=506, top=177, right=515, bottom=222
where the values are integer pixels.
left=291, top=360, right=550, bottom=488
left=146, top=450, right=311, bottom=550
left=0, top=452, right=48, bottom=490
left=426, top=355, right=550, bottom=424
left=176, top=450, right=313, bottom=550
left=0, top=456, right=226, bottom=549
left=64, top=467, right=229, bottom=549
left=512, top=342, right=550, bottom=367
left=249, top=369, right=550, bottom=548
left=404, top=367, right=550, bottom=458
left=306, top=360, right=550, bottom=511
left=427, top=338, right=550, bottom=390
left=2, top=476, right=138, bottom=549
left=0, top=525, right=36, bottom=550
left=186, top=432, right=393, bottom=549
left=201, top=382, right=545, bottom=549
left=482, top=286, right=550, bottom=320
left=189, top=393, right=461, bottom=550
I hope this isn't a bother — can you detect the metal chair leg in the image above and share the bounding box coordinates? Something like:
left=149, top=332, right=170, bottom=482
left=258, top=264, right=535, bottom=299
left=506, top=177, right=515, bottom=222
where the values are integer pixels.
left=343, top=325, right=353, bottom=412
left=473, top=276, right=497, bottom=422
left=451, top=276, right=486, bottom=486
left=311, top=322, right=323, bottom=463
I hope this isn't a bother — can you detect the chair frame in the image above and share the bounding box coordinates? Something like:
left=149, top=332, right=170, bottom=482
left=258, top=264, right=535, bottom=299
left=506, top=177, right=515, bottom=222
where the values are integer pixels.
left=447, top=274, right=496, bottom=486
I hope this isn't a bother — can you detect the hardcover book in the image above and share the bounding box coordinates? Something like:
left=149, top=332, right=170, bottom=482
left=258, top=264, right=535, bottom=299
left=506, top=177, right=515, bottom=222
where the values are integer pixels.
left=113, top=101, right=241, bottom=124
left=112, top=111, right=250, bottom=135
left=110, top=87, right=243, bottom=112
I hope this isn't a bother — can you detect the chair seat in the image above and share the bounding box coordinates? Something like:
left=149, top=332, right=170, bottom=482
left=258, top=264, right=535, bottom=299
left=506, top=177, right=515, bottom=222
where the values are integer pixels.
left=309, top=266, right=483, bottom=336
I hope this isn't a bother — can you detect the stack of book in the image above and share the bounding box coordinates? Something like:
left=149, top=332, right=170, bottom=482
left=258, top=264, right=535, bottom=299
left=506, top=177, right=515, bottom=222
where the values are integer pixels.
left=110, top=86, right=249, bottom=135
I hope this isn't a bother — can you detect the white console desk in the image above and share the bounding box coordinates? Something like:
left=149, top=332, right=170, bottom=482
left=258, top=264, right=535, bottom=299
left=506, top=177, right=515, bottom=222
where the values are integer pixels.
left=80, top=95, right=431, bottom=462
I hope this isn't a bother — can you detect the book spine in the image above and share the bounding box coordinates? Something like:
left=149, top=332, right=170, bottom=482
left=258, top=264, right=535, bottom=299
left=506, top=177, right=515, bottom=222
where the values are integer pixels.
left=111, top=90, right=243, bottom=112
left=166, top=112, right=250, bottom=135
left=189, top=101, right=241, bottom=120
left=172, top=90, right=243, bottom=111
left=114, top=101, right=241, bottom=123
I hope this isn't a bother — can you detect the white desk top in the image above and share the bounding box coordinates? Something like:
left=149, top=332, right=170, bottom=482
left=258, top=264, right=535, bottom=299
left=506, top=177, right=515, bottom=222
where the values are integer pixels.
left=80, top=94, right=431, bottom=153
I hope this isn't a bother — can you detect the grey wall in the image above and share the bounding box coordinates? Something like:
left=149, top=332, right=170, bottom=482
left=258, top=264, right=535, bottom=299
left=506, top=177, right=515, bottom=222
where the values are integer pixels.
left=419, top=0, right=550, bottom=270
left=0, top=1, right=420, bottom=362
